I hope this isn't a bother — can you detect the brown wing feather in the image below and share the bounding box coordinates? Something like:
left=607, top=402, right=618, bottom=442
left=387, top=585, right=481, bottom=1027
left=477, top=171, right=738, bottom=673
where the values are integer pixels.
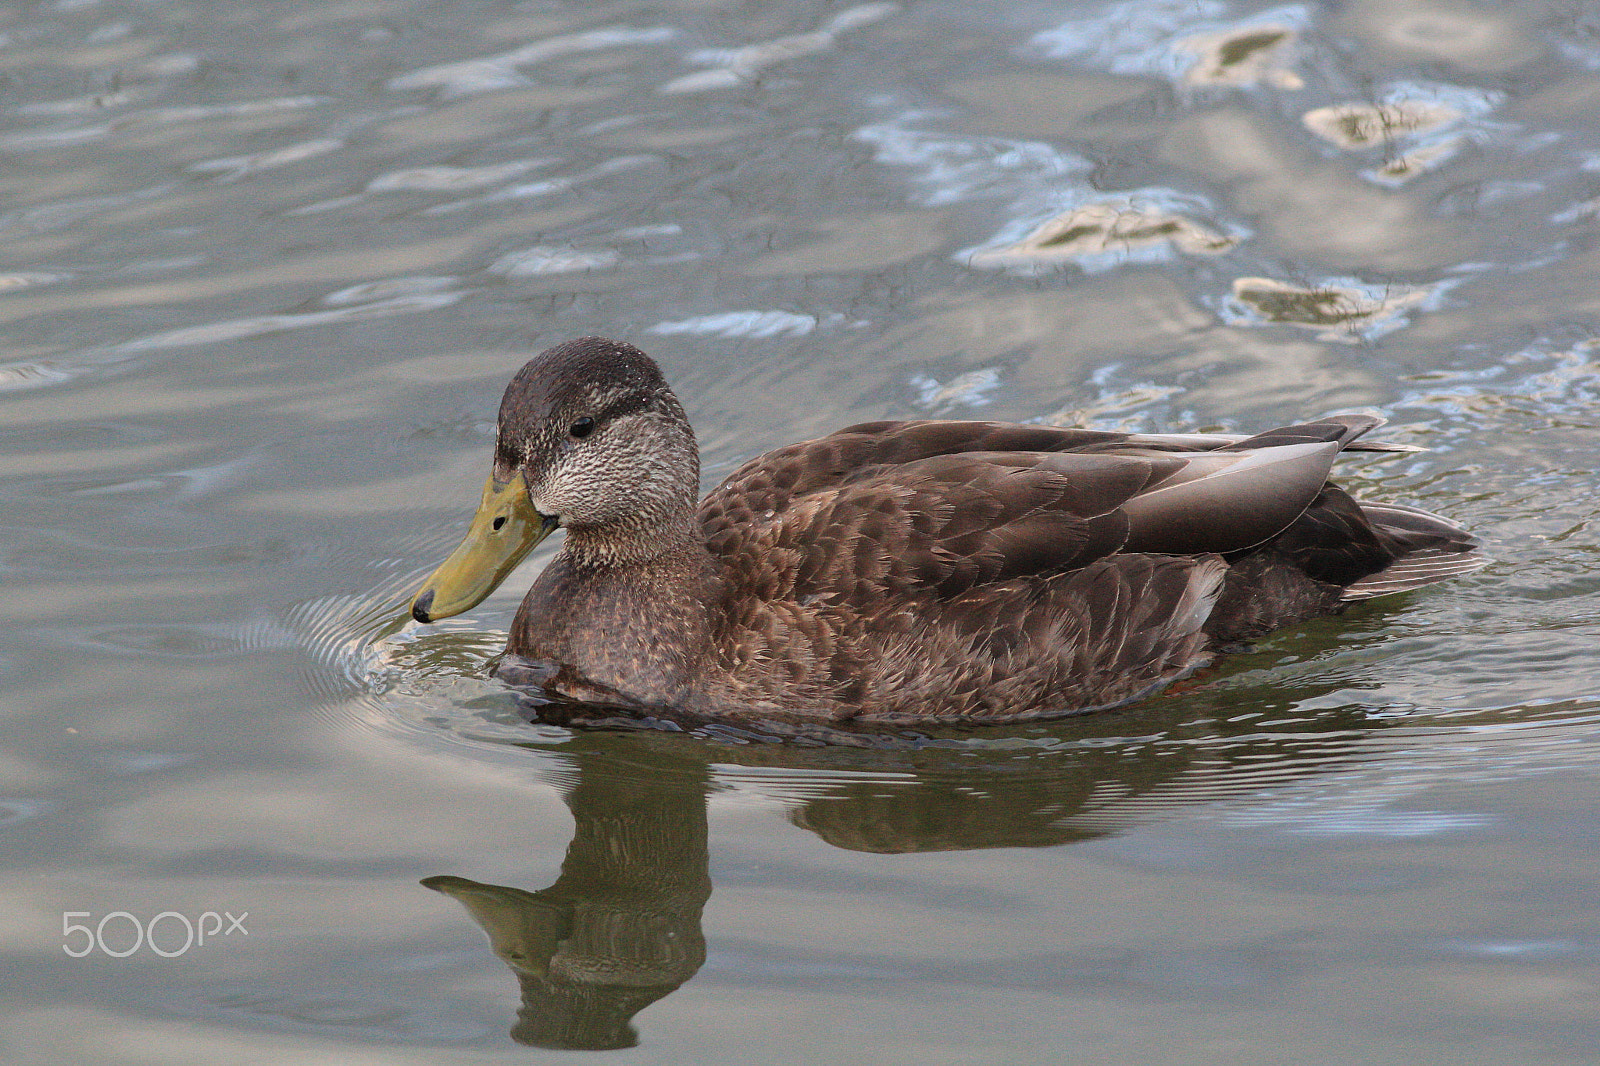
left=699, top=420, right=1130, bottom=544
left=699, top=414, right=1397, bottom=542
left=690, top=414, right=1473, bottom=720
left=711, top=451, right=1149, bottom=612
left=700, top=417, right=1388, bottom=612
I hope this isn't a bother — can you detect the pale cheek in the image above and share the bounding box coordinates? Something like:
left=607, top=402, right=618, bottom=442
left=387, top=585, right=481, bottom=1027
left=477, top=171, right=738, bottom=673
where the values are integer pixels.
left=520, top=470, right=555, bottom=516
left=538, top=466, right=630, bottom=523
left=530, top=433, right=685, bottom=523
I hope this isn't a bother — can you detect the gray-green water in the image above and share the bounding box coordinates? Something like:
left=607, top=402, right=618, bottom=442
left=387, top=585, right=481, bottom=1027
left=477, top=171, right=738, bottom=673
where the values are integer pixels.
left=4, top=0, right=1600, bottom=1061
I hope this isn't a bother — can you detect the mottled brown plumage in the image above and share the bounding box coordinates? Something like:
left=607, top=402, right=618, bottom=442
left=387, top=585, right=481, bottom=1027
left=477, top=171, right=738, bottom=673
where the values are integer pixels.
left=413, top=337, right=1483, bottom=727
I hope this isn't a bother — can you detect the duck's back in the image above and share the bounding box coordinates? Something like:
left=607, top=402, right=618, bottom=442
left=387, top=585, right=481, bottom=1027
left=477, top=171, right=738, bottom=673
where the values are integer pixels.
left=692, top=417, right=1480, bottom=723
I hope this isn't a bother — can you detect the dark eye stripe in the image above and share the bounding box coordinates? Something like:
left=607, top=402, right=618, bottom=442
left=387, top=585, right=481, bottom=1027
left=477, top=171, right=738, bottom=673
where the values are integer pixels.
left=598, top=391, right=654, bottom=424
left=572, top=392, right=655, bottom=439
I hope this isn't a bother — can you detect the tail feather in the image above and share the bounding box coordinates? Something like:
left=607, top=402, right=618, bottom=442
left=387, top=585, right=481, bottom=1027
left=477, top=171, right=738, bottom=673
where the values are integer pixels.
left=1220, top=414, right=1384, bottom=453
left=1219, top=414, right=1427, bottom=456
left=1341, top=502, right=1485, bottom=600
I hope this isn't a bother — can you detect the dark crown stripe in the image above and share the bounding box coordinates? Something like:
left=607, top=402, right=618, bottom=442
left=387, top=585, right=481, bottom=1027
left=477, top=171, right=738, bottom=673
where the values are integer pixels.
left=594, top=390, right=656, bottom=428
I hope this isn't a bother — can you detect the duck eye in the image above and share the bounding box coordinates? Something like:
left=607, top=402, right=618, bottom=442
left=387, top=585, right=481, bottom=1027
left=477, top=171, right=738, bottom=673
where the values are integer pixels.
left=569, top=416, right=596, bottom=439
left=492, top=515, right=506, bottom=531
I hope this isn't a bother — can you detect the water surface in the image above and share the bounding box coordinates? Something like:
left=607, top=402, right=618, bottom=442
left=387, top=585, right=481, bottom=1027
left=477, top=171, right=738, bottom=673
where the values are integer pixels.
left=4, top=0, right=1600, bottom=1061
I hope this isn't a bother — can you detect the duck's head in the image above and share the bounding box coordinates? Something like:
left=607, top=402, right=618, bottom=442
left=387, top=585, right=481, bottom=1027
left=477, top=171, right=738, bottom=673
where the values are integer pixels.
left=411, top=337, right=698, bottom=624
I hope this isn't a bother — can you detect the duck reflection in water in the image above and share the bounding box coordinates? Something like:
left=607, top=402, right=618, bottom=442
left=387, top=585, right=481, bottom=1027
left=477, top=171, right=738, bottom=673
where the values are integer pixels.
left=424, top=741, right=710, bottom=1051
left=422, top=674, right=1388, bottom=1049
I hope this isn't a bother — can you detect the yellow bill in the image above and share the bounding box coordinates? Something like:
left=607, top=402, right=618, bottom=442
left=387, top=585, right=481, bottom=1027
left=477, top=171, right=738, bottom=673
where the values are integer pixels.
left=411, top=470, right=557, bottom=623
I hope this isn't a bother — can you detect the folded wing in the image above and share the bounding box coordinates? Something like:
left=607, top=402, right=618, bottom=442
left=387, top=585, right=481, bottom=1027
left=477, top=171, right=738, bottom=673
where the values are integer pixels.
left=702, top=419, right=1365, bottom=610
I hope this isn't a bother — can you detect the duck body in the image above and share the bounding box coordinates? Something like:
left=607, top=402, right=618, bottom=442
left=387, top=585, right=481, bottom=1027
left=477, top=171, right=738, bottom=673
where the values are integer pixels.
left=412, top=338, right=1482, bottom=727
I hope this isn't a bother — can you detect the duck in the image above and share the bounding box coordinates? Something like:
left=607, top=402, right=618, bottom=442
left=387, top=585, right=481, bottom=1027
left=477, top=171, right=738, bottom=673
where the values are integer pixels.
left=410, top=337, right=1483, bottom=727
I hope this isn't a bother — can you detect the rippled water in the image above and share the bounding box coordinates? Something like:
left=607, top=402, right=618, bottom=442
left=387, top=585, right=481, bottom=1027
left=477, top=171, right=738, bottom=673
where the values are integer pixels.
left=5, top=0, right=1600, bottom=1061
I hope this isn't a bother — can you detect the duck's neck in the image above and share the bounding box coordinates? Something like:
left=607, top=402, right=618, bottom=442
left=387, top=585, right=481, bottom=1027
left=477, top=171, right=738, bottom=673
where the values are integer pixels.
left=503, top=517, right=719, bottom=708
left=560, top=510, right=700, bottom=568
